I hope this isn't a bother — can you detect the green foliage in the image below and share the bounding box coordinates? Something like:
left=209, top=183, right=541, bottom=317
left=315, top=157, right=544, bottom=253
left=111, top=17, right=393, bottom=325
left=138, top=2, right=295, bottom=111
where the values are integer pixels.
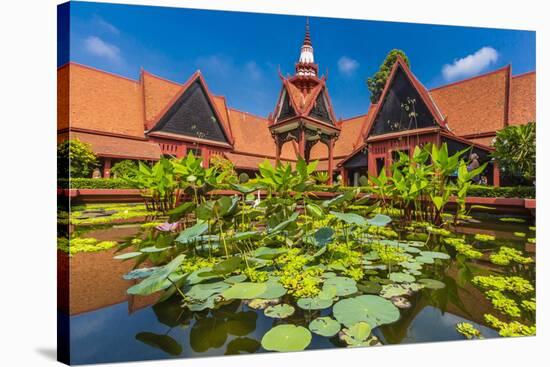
left=366, top=49, right=410, bottom=103
left=261, top=325, right=312, bottom=352
left=57, top=237, right=117, bottom=255
left=58, top=178, right=132, bottom=189
left=472, top=275, right=534, bottom=296
left=111, top=160, right=138, bottom=178
left=57, top=139, right=98, bottom=178
left=492, top=122, right=536, bottom=183
left=489, top=247, right=533, bottom=266
left=484, top=314, right=536, bottom=337
left=309, top=317, right=341, bottom=337
left=238, top=172, right=250, bottom=183
left=456, top=322, right=483, bottom=339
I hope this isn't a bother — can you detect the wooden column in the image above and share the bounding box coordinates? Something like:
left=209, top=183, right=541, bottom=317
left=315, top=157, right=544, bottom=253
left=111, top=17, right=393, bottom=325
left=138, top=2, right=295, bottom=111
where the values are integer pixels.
left=202, top=148, right=210, bottom=168
left=102, top=158, right=111, bottom=179
left=342, top=168, right=348, bottom=186
left=275, top=141, right=281, bottom=164
left=328, top=137, right=334, bottom=185
left=297, top=127, right=306, bottom=159
left=493, top=161, right=501, bottom=187
left=367, top=146, right=377, bottom=177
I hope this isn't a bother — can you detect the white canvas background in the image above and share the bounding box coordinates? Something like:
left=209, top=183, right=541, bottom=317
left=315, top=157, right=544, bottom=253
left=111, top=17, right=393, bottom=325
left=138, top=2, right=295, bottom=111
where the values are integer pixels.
left=0, top=0, right=547, bottom=366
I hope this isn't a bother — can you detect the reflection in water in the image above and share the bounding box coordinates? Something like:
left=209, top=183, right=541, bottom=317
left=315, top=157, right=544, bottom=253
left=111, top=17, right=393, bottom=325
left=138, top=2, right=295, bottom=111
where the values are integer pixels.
left=63, top=213, right=535, bottom=365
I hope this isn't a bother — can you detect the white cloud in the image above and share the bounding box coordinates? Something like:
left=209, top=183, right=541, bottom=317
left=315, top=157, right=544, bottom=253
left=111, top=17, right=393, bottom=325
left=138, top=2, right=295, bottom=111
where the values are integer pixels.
left=338, top=56, right=359, bottom=76
left=442, top=47, right=498, bottom=82
left=84, top=36, right=122, bottom=64
left=244, top=61, right=262, bottom=81
left=94, top=16, right=120, bottom=35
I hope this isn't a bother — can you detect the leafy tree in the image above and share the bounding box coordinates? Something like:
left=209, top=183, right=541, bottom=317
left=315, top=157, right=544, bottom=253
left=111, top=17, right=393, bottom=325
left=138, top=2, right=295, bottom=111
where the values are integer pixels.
left=366, top=49, right=410, bottom=103
left=57, top=139, right=98, bottom=178
left=111, top=160, right=139, bottom=178
left=492, top=122, right=536, bottom=184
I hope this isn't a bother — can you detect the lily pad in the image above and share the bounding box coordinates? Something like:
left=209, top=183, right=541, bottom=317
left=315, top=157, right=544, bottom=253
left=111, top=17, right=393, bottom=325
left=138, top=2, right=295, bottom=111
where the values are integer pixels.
left=418, top=278, right=446, bottom=290
left=247, top=298, right=279, bottom=310
left=186, top=281, right=230, bottom=301
left=419, top=251, right=450, bottom=260
left=333, top=295, right=400, bottom=327
left=222, top=282, right=267, bottom=300
left=297, top=296, right=333, bottom=310
left=389, top=272, right=415, bottom=283
left=212, top=256, right=242, bottom=275
left=253, top=246, right=288, bottom=259
left=309, top=317, right=341, bottom=337
left=261, top=325, right=312, bottom=352
left=323, top=276, right=358, bottom=297
left=339, top=322, right=373, bottom=347
left=264, top=304, right=295, bottom=319
left=357, top=281, right=382, bottom=294
left=415, top=256, right=435, bottom=264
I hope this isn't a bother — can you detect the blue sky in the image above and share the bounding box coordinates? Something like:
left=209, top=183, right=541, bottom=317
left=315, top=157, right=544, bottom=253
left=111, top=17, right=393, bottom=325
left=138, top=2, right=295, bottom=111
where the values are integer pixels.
left=61, top=1, right=536, bottom=119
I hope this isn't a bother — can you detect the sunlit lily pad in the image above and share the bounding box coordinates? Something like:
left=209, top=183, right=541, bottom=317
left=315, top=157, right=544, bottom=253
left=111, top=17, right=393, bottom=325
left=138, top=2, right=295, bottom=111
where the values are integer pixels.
left=261, top=324, right=312, bottom=352
left=264, top=304, right=295, bottom=319
left=222, top=282, right=267, bottom=300
left=339, top=322, right=372, bottom=347
left=323, top=276, right=358, bottom=296
left=418, top=278, right=446, bottom=290
left=367, top=214, right=392, bottom=227
left=333, top=295, right=400, bottom=327
left=309, top=317, right=341, bottom=337
left=415, top=255, right=435, bottom=264
left=330, top=211, right=367, bottom=226
left=297, top=296, right=333, bottom=310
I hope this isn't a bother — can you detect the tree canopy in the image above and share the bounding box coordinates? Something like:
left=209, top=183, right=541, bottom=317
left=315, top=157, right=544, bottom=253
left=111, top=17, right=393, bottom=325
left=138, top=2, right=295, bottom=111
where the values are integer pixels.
left=367, top=49, right=410, bottom=103
left=57, top=139, right=98, bottom=178
left=492, top=122, right=536, bottom=184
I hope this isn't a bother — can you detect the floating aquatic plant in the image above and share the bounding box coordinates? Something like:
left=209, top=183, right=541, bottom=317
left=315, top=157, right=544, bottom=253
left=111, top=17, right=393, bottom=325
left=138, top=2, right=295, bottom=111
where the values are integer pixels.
left=260, top=324, right=312, bottom=352
left=309, top=317, right=341, bottom=337
left=455, top=322, right=483, bottom=339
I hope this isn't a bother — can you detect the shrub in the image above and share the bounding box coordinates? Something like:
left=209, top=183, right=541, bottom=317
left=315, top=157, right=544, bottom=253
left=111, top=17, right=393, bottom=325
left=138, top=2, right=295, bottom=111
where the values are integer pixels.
left=492, top=122, right=536, bottom=184
left=111, top=160, right=138, bottom=178
left=57, top=139, right=98, bottom=178
left=58, top=178, right=132, bottom=189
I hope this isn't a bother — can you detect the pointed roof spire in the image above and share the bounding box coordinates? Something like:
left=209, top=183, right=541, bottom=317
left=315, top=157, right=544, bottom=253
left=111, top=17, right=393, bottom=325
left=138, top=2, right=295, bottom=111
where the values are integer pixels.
left=303, top=17, right=312, bottom=46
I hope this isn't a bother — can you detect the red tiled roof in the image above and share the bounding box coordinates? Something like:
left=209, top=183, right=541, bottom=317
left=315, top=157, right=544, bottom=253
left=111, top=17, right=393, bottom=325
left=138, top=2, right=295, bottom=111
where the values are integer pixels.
left=509, top=72, right=536, bottom=126
left=71, top=131, right=161, bottom=160
left=429, top=66, right=510, bottom=136
left=62, top=63, right=146, bottom=138
left=141, top=71, right=181, bottom=130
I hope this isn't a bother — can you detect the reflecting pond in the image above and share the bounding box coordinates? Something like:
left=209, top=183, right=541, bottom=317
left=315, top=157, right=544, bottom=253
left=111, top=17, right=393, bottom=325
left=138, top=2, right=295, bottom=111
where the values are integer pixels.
left=58, top=206, right=535, bottom=365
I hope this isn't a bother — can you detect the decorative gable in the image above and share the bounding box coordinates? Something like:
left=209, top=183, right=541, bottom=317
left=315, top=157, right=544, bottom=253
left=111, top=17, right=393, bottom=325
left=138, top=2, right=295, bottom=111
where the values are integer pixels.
left=276, top=89, right=297, bottom=122
left=369, top=66, right=440, bottom=137
left=149, top=79, right=230, bottom=144
left=309, top=89, right=333, bottom=124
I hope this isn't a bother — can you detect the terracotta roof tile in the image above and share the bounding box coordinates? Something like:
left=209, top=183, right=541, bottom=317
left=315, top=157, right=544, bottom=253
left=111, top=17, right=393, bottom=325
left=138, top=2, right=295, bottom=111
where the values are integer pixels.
left=430, top=66, right=510, bottom=136
left=509, top=72, right=536, bottom=125
left=57, top=65, right=70, bottom=131
left=72, top=131, right=161, bottom=160
left=66, top=63, right=145, bottom=138
left=142, top=71, right=181, bottom=130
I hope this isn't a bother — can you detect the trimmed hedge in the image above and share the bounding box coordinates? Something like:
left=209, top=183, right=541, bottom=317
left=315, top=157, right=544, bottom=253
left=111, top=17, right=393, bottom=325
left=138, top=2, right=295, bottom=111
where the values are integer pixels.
left=58, top=179, right=535, bottom=198
left=58, top=178, right=135, bottom=189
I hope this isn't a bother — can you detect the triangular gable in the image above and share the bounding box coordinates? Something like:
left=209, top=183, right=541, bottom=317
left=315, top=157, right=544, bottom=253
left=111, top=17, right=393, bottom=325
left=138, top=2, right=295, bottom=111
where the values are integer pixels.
left=308, top=88, right=334, bottom=124
left=275, top=88, right=297, bottom=122
left=367, top=57, right=447, bottom=137
left=148, top=73, right=233, bottom=144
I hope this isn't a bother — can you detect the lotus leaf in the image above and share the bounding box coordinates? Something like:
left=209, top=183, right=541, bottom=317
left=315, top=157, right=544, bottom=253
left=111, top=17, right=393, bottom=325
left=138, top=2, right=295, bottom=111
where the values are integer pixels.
left=247, top=298, right=279, bottom=310
left=357, top=281, right=382, bottom=294
left=415, top=255, right=435, bottom=264
left=127, top=254, right=186, bottom=296
left=366, top=214, right=392, bottom=227
left=187, top=295, right=217, bottom=311
left=261, top=324, right=312, bottom=352
left=333, top=295, right=400, bottom=327
left=175, top=222, right=208, bottom=244
left=186, top=281, right=230, bottom=301
left=314, top=227, right=335, bottom=247
left=253, top=246, right=288, bottom=259
left=222, top=282, right=268, bottom=300
left=330, top=211, right=367, bottom=226
left=122, top=267, right=158, bottom=280
left=212, top=256, right=242, bottom=275
left=264, top=304, right=295, bottom=319
left=114, top=252, right=142, bottom=260
left=309, top=317, right=341, bottom=337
